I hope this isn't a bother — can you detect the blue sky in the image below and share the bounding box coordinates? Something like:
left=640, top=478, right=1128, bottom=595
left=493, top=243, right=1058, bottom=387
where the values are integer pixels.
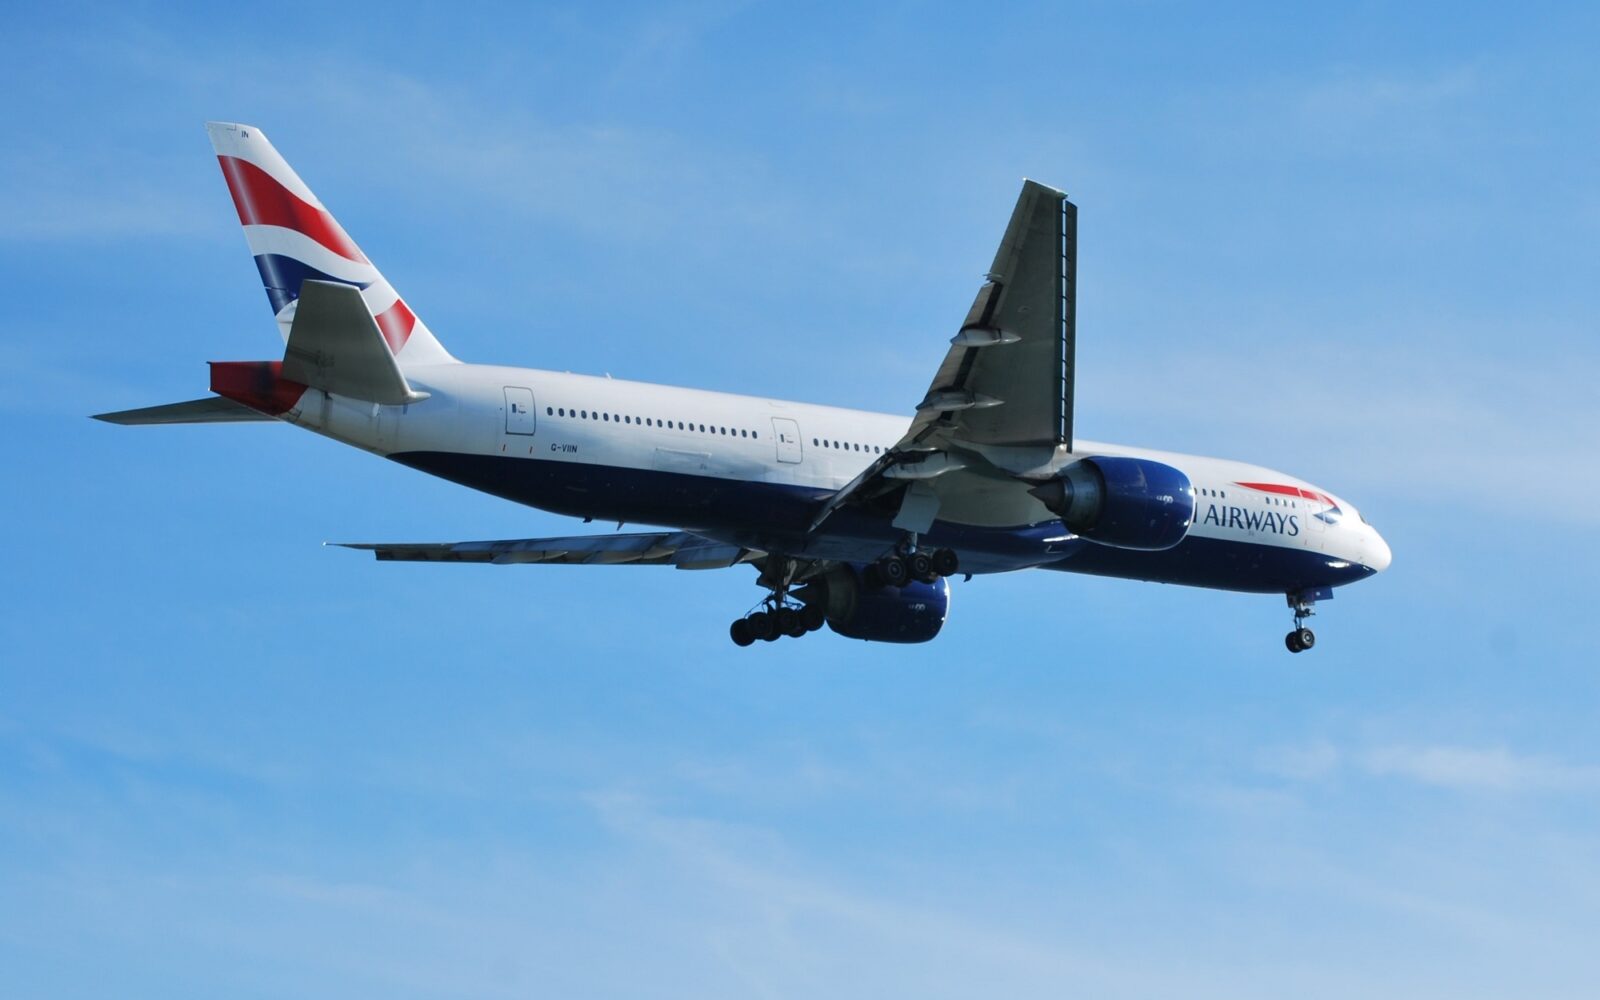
left=4, top=2, right=1599, bottom=996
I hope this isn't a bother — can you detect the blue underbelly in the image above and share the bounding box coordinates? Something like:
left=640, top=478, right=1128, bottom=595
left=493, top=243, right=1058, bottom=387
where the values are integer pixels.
left=388, top=451, right=1377, bottom=591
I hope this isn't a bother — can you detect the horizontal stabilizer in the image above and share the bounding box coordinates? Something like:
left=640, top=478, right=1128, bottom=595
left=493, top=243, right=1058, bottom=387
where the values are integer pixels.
left=282, top=280, right=429, bottom=405
left=93, top=396, right=277, bottom=425
left=332, top=531, right=762, bottom=570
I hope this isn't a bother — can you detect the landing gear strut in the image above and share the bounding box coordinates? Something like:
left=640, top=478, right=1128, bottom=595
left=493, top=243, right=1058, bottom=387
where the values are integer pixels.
left=1284, top=592, right=1318, bottom=654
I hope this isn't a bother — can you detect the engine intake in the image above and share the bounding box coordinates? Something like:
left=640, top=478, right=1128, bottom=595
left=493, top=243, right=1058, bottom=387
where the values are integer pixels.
left=801, top=566, right=950, bottom=644
left=1028, top=456, right=1195, bottom=551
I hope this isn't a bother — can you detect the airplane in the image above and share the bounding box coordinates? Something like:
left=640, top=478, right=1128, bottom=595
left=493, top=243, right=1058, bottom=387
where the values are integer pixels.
left=95, top=122, right=1391, bottom=653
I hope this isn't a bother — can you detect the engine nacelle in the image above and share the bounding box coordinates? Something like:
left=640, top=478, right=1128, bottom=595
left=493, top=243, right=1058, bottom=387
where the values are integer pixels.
left=802, top=566, right=950, bottom=644
left=1028, top=456, right=1195, bottom=551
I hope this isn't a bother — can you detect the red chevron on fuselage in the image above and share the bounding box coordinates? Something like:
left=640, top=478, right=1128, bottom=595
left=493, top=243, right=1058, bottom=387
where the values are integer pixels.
left=1235, top=481, right=1335, bottom=507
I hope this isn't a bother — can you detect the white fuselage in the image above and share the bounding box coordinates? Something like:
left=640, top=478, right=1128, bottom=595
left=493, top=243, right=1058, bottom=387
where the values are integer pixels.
left=273, top=361, right=1391, bottom=588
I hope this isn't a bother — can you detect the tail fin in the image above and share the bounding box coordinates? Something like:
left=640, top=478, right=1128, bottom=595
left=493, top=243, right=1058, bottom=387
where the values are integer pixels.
left=204, top=121, right=456, bottom=366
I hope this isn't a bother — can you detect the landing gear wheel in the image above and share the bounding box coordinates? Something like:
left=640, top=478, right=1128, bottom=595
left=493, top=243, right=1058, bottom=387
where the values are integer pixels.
left=780, top=607, right=806, bottom=638
left=1285, top=628, right=1315, bottom=653
left=747, top=610, right=773, bottom=642
left=931, top=548, right=960, bottom=577
left=730, top=619, right=754, bottom=647
left=907, top=551, right=935, bottom=583
left=877, top=554, right=910, bottom=588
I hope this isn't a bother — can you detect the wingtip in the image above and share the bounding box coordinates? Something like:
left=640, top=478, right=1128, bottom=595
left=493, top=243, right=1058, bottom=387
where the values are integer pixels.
left=1021, top=177, right=1069, bottom=199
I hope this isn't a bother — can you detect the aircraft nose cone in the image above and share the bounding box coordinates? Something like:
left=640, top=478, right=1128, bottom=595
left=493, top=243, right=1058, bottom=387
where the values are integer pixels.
left=1367, top=530, right=1392, bottom=573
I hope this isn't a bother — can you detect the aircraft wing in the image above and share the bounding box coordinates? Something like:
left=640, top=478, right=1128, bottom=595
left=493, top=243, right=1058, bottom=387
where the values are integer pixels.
left=811, top=180, right=1076, bottom=534
left=909, top=179, right=1076, bottom=451
left=333, top=530, right=763, bottom=569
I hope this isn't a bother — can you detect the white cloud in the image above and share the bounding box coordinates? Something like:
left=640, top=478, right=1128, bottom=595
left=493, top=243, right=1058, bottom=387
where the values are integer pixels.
left=1262, top=740, right=1600, bottom=793
left=0, top=147, right=212, bottom=243
left=1297, top=68, right=1480, bottom=127
left=583, top=790, right=1178, bottom=999
left=1085, top=342, right=1600, bottom=526
left=1361, top=744, right=1600, bottom=792
left=1260, top=739, right=1342, bottom=781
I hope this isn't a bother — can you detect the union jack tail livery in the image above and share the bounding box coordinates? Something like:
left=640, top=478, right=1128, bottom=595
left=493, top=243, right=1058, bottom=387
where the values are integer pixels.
left=205, top=121, right=455, bottom=365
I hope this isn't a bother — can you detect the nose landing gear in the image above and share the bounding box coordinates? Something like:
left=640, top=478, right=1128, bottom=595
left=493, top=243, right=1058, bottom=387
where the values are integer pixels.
left=1284, top=589, right=1324, bottom=653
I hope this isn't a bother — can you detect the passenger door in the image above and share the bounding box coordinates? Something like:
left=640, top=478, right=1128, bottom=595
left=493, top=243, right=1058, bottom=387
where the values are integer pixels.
left=504, top=386, right=537, bottom=435
left=771, top=417, right=802, bottom=464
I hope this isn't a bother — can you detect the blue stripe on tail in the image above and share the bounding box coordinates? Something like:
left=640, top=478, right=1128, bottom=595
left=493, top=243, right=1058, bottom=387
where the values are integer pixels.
left=253, top=254, right=372, bottom=314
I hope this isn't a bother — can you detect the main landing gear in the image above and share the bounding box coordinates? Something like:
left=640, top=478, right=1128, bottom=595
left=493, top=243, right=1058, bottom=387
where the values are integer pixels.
left=729, top=600, right=826, bottom=646
left=729, top=557, right=825, bottom=647
left=866, top=536, right=960, bottom=589
left=1285, top=592, right=1317, bottom=654
left=727, top=544, right=963, bottom=647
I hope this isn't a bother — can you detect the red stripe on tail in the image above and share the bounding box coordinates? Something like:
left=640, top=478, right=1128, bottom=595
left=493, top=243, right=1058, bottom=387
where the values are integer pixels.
left=217, top=156, right=369, bottom=264
left=374, top=299, right=417, bottom=353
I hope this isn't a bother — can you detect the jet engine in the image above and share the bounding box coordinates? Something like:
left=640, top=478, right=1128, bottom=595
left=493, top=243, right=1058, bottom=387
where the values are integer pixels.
left=801, top=565, right=950, bottom=644
left=1028, top=456, right=1195, bottom=551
